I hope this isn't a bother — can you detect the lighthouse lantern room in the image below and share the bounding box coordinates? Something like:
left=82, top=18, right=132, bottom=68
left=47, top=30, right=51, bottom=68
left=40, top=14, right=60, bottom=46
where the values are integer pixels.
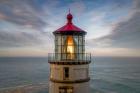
left=48, top=11, right=91, bottom=93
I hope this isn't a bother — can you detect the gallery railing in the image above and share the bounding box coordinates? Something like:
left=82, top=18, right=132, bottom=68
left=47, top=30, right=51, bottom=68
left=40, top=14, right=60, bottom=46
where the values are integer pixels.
left=48, top=53, right=91, bottom=62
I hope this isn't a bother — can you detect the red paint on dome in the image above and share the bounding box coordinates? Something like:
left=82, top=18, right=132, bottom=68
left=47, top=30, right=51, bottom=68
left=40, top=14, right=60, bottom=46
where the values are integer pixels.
left=54, top=12, right=85, bottom=32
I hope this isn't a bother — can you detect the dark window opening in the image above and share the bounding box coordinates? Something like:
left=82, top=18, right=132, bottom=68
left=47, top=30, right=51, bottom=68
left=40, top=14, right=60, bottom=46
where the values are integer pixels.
left=64, top=67, right=69, bottom=79
left=59, top=86, right=73, bottom=93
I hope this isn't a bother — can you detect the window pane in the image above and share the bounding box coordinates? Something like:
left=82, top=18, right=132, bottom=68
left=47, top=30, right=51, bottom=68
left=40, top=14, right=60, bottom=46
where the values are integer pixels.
left=57, top=45, right=61, bottom=53
left=73, top=36, right=78, bottom=44
left=67, top=88, right=73, bottom=93
left=55, top=45, right=58, bottom=53
left=55, top=35, right=58, bottom=46
left=64, top=67, right=69, bottom=79
left=59, top=87, right=73, bottom=93
left=78, top=36, right=83, bottom=45
left=57, top=35, right=61, bottom=45
left=61, top=36, right=67, bottom=45
left=78, top=45, right=83, bottom=53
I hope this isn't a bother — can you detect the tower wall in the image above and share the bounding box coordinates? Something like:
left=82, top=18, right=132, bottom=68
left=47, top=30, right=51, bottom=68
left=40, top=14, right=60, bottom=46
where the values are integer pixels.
left=49, top=63, right=90, bottom=93
left=50, top=64, right=89, bottom=80
left=49, top=81, right=89, bottom=93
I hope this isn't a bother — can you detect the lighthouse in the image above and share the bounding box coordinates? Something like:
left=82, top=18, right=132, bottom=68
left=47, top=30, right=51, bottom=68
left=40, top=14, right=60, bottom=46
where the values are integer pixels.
left=48, top=11, right=91, bottom=93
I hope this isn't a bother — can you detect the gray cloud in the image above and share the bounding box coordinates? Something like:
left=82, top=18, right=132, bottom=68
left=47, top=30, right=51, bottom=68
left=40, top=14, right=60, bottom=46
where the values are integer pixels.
left=88, top=0, right=140, bottom=49
left=0, top=0, right=49, bottom=31
left=0, top=30, right=53, bottom=48
left=0, top=0, right=56, bottom=49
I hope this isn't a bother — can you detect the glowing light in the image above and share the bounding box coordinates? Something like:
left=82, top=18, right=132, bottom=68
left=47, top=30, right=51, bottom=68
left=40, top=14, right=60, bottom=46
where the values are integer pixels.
left=67, top=36, right=75, bottom=59
left=67, top=46, right=73, bottom=54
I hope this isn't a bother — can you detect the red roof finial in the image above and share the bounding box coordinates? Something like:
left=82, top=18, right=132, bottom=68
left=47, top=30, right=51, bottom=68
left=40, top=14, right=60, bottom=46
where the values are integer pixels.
left=67, top=9, right=73, bottom=24
left=54, top=9, right=86, bottom=34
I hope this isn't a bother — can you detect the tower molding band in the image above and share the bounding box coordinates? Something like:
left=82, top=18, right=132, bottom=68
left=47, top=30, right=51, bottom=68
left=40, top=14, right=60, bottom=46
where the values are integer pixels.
left=48, top=61, right=91, bottom=65
left=50, top=77, right=90, bottom=83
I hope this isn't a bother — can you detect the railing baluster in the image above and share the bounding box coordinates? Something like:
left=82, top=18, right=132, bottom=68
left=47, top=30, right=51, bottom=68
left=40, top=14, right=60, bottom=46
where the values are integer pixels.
left=48, top=53, right=91, bottom=62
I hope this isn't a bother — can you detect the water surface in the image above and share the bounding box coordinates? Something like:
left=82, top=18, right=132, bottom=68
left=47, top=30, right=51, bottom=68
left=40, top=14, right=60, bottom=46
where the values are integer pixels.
left=0, top=57, right=140, bottom=93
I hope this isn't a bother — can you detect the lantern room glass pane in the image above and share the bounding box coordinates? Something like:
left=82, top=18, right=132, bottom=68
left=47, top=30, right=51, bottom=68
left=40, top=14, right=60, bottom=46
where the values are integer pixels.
left=55, top=34, right=85, bottom=61
left=78, top=45, right=83, bottom=53
left=61, top=36, right=67, bottom=45
left=58, top=35, right=61, bottom=45
left=78, top=36, right=83, bottom=45
left=73, top=36, right=78, bottom=44
left=55, top=35, right=61, bottom=60
left=55, top=35, right=58, bottom=52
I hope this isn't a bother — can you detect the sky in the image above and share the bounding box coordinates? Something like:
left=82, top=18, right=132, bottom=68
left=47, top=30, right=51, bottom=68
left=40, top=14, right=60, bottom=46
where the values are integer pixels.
left=0, top=0, right=140, bottom=57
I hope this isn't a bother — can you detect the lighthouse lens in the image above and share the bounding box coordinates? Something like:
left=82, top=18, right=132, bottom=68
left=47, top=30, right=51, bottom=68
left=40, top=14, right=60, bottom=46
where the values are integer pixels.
left=67, top=36, right=75, bottom=59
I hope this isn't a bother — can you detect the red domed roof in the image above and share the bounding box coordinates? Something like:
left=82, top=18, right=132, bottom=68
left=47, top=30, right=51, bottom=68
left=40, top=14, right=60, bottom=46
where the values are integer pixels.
left=53, top=12, right=86, bottom=34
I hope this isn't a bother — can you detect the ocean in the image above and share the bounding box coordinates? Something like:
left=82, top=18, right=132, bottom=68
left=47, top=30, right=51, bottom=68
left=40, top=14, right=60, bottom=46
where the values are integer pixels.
left=0, top=57, right=140, bottom=93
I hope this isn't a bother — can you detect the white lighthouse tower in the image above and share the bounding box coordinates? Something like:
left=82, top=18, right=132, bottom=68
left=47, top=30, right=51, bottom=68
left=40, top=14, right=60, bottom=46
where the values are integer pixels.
left=48, top=11, right=91, bottom=93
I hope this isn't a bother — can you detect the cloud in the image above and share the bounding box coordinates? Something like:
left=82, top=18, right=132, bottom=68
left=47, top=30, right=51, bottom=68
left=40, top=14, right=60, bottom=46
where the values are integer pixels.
left=68, top=1, right=86, bottom=15
left=0, top=0, right=58, bottom=50
left=0, top=13, right=7, bottom=19
left=0, top=0, right=49, bottom=31
left=88, top=0, right=140, bottom=49
left=134, top=0, right=140, bottom=10
left=93, top=48, right=140, bottom=57
left=0, top=29, right=54, bottom=48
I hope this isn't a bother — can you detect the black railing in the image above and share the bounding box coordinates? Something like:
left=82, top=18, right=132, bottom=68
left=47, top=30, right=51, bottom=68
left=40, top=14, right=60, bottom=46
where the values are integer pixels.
left=48, top=53, right=91, bottom=62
